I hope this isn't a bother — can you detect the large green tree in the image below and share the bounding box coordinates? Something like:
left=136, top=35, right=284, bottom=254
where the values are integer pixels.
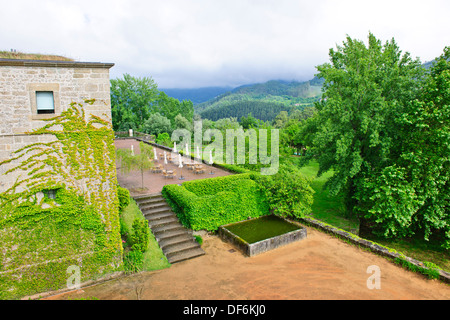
left=354, top=47, right=450, bottom=247
left=304, top=33, right=424, bottom=237
left=110, top=74, right=159, bottom=131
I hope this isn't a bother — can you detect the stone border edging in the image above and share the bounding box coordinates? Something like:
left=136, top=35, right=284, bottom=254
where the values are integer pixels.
left=299, top=217, right=450, bottom=284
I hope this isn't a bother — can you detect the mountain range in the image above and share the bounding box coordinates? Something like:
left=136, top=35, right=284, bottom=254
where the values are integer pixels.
left=161, top=77, right=324, bottom=122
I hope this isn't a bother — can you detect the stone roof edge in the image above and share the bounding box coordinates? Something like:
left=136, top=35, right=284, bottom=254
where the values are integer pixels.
left=0, top=58, right=114, bottom=69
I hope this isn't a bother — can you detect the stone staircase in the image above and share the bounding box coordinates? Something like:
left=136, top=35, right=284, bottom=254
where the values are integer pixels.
left=134, top=193, right=205, bottom=264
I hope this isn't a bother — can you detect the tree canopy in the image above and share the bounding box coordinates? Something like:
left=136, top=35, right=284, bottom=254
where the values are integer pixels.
left=301, top=33, right=449, bottom=248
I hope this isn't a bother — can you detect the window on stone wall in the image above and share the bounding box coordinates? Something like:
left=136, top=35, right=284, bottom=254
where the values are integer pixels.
left=36, top=91, right=55, bottom=114
left=28, top=83, right=61, bottom=120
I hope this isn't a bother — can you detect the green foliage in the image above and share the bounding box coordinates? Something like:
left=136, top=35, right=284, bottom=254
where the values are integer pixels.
left=110, top=75, right=194, bottom=133
left=162, top=173, right=270, bottom=231
left=303, top=33, right=449, bottom=248
left=255, top=165, right=315, bottom=219
left=117, top=186, right=130, bottom=212
left=155, top=132, right=173, bottom=147
left=200, top=99, right=295, bottom=122
left=196, top=79, right=323, bottom=122
left=123, top=250, right=144, bottom=274
left=111, top=74, right=159, bottom=131
left=130, top=218, right=150, bottom=253
left=0, top=100, right=122, bottom=299
left=141, top=112, right=172, bottom=136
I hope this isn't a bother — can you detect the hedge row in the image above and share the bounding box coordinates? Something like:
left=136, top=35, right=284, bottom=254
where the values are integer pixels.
left=162, top=173, right=270, bottom=231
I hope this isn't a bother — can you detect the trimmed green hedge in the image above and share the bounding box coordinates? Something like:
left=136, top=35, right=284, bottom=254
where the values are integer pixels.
left=162, top=173, right=270, bottom=231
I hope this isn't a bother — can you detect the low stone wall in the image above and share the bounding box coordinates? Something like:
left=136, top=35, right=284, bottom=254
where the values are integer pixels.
left=219, top=217, right=307, bottom=257
left=299, top=217, right=450, bottom=284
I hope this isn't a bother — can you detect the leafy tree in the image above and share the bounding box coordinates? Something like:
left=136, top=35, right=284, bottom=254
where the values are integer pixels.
left=240, top=113, right=259, bottom=129
left=304, top=33, right=423, bottom=237
left=141, top=112, right=172, bottom=136
left=116, top=141, right=154, bottom=190
left=256, top=165, right=315, bottom=219
left=157, top=92, right=194, bottom=125
left=174, top=113, right=192, bottom=132
left=354, top=47, right=450, bottom=247
left=155, top=132, right=173, bottom=147
left=110, top=74, right=159, bottom=130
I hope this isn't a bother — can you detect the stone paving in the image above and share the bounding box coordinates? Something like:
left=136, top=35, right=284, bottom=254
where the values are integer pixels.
left=115, top=139, right=232, bottom=196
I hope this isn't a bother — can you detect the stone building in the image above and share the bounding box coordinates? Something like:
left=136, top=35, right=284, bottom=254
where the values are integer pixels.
left=0, top=57, right=123, bottom=299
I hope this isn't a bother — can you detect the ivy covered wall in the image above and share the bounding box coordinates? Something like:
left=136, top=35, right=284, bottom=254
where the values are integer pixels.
left=0, top=100, right=123, bottom=300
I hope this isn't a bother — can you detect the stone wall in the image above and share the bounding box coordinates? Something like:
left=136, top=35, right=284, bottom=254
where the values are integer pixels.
left=0, top=59, right=114, bottom=193
left=0, top=59, right=123, bottom=300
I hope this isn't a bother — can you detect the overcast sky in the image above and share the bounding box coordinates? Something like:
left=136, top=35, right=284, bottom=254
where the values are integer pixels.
left=1, top=0, right=449, bottom=88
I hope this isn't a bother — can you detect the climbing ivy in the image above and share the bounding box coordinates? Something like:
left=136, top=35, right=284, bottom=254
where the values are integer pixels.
left=0, top=100, right=123, bottom=300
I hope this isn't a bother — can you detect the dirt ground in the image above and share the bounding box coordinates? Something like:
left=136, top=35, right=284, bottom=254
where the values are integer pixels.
left=46, top=138, right=450, bottom=300
left=48, top=228, right=449, bottom=300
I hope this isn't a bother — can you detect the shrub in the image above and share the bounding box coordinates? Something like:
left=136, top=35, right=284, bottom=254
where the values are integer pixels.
left=162, top=173, right=269, bottom=231
left=117, top=186, right=130, bottom=212
left=256, top=165, right=315, bottom=219
left=130, top=218, right=150, bottom=253
left=123, top=250, right=144, bottom=273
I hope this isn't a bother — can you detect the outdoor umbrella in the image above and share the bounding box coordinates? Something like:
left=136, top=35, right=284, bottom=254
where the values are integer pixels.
left=209, top=150, right=214, bottom=175
left=173, top=142, right=177, bottom=153
left=154, top=148, right=157, bottom=161
left=197, top=146, right=201, bottom=160
left=178, top=153, right=184, bottom=180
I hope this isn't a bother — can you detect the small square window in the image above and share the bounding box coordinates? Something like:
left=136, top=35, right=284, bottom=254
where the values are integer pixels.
left=36, top=91, right=55, bottom=114
left=44, top=189, right=57, bottom=199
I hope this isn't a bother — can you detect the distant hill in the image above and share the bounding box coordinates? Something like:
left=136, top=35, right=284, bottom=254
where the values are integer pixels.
left=161, top=86, right=233, bottom=105
left=196, top=77, right=324, bottom=122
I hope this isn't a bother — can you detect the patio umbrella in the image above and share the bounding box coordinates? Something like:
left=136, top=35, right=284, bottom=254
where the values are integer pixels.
left=153, top=148, right=157, bottom=161
left=164, top=151, right=167, bottom=165
left=185, top=143, right=190, bottom=163
left=131, top=145, right=134, bottom=156
left=178, top=153, right=184, bottom=180
left=197, top=146, right=201, bottom=160
left=173, top=142, right=177, bottom=153
left=209, top=150, right=214, bottom=175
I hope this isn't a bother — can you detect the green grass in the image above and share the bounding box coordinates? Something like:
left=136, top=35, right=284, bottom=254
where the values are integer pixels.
left=295, top=159, right=359, bottom=233
left=120, top=199, right=171, bottom=271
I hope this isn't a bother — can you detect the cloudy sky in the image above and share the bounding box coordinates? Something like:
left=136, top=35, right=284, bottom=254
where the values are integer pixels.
left=1, top=0, right=449, bottom=88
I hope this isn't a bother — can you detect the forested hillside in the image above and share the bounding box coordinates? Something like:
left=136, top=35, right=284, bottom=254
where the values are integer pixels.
left=196, top=78, right=323, bottom=122
left=161, top=86, right=233, bottom=105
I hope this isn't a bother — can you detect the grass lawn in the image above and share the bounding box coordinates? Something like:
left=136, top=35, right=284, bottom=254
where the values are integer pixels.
left=120, top=198, right=171, bottom=271
left=295, top=159, right=359, bottom=233
left=295, top=158, right=450, bottom=273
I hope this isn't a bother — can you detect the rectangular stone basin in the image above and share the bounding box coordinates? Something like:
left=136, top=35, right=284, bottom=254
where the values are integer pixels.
left=218, top=215, right=307, bottom=257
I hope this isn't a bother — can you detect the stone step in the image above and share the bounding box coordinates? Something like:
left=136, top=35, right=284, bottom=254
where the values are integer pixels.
left=134, top=193, right=205, bottom=264
left=153, top=228, right=188, bottom=241
left=164, top=241, right=201, bottom=257
left=133, top=193, right=163, bottom=202
left=167, top=247, right=205, bottom=264
left=142, top=206, right=173, bottom=216
left=145, top=211, right=175, bottom=222
left=159, top=234, right=195, bottom=250
left=151, top=221, right=185, bottom=234
left=148, top=216, right=179, bottom=229
left=138, top=199, right=167, bottom=209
